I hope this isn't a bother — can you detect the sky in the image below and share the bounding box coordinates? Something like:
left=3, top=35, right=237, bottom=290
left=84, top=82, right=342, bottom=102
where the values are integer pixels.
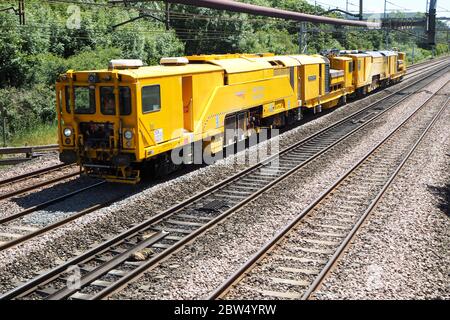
left=305, top=0, right=450, bottom=17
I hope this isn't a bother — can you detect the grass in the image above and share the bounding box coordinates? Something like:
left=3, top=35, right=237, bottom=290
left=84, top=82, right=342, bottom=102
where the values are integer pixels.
left=3, top=123, right=58, bottom=147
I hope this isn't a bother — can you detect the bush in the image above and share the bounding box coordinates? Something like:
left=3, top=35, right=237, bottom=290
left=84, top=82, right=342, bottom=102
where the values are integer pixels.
left=436, top=43, right=449, bottom=56
left=0, top=85, right=55, bottom=139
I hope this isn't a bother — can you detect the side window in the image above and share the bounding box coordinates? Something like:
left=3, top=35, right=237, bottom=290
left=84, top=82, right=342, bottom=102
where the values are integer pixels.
left=101, top=87, right=132, bottom=115
left=142, top=85, right=161, bottom=113
left=349, top=62, right=354, bottom=73
left=358, top=61, right=362, bottom=71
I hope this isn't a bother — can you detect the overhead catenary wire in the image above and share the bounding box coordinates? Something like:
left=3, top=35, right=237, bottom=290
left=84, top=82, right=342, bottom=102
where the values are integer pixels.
left=0, top=0, right=438, bottom=45
left=0, top=22, right=430, bottom=44
left=43, top=0, right=380, bottom=27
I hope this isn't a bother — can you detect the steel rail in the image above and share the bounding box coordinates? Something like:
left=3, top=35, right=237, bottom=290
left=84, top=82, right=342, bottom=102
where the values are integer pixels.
left=0, top=180, right=122, bottom=252
left=406, top=59, right=450, bottom=77
left=0, top=145, right=58, bottom=166
left=0, top=171, right=80, bottom=201
left=86, top=65, right=450, bottom=300
left=407, top=55, right=450, bottom=69
left=207, top=83, right=450, bottom=300
left=1, top=62, right=447, bottom=301
left=0, top=164, right=69, bottom=187
left=0, top=180, right=105, bottom=226
left=0, top=144, right=58, bottom=155
left=301, top=96, right=450, bottom=300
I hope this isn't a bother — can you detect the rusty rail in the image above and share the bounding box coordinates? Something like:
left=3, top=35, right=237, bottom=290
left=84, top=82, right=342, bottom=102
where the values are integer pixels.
left=0, top=144, right=58, bottom=166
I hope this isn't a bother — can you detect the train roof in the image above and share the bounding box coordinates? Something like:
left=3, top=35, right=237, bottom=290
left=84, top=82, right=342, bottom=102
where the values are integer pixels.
left=74, top=63, right=224, bottom=79
left=186, top=53, right=276, bottom=74
left=378, top=50, right=397, bottom=56
left=331, top=56, right=353, bottom=61
left=364, top=51, right=384, bottom=58
left=341, top=52, right=370, bottom=58
left=259, top=55, right=327, bottom=67
left=289, top=55, right=329, bottom=65
left=197, top=57, right=274, bottom=74
left=68, top=53, right=333, bottom=80
left=259, top=55, right=300, bottom=67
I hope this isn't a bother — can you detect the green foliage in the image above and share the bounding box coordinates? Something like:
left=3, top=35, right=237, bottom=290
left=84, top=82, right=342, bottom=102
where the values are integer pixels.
left=436, top=43, right=449, bottom=56
left=4, top=123, right=58, bottom=147
left=32, top=47, right=123, bottom=86
left=0, top=84, right=55, bottom=140
left=0, top=0, right=448, bottom=146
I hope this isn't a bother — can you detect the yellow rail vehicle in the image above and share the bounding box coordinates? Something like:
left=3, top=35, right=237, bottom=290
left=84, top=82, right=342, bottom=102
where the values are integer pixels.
left=57, top=51, right=406, bottom=183
left=332, top=50, right=406, bottom=96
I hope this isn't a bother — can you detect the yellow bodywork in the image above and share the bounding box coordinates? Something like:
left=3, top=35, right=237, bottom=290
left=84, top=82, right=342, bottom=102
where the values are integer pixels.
left=56, top=51, right=406, bottom=183
left=336, top=50, right=406, bottom=94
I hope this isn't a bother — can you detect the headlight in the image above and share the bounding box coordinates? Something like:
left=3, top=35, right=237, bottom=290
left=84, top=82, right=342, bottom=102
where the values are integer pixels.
left=63, top=128, right=72, bottom=137
left=88, top=73, right=98, bottom=83
left=124, top=130, right=133, bottom=140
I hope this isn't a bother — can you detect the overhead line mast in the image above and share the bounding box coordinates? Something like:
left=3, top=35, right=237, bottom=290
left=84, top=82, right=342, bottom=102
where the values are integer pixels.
left=18, top=0, right=25, bottom=25
left=0, top=0, right=25, bottom=25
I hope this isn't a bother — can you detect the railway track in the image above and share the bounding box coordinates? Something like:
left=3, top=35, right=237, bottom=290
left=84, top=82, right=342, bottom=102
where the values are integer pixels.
left=208, top=83, right=450, bottom=300
left=0, top=165, right=80, bottom=202
left=408, top=55, right=449, bottom=70
left=406, top=59, right=449, bottom=78
left=0, top=145, right=58, bottom=166
left=0, top=61, right=447, bottom=300
left=0, top=180, right=108, bottom=251
left=0, top=163, right=70, bottom=187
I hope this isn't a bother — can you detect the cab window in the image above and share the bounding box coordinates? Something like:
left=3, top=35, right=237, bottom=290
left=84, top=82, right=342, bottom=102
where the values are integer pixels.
left=100, top=87, right=132, bottom=115
left=142, top=85, right=161, bottom=113
left=65, top=86, right=96, bottom=114
left=65, top=87, right=70, bottom=113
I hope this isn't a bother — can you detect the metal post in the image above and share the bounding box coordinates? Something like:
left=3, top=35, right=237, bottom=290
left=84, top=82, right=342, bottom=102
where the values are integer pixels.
left=299, top=22, right=307, bottom=54
left=359, top=0, right=363, bottom=20
left=298, top=23, right=302, bottom=54
left=18, top=0, right=25, bottom=25
left=427, top=0, right=437, bottom=47
left=2, top=111, right=6, bottom=147
left=447, top=30, right=449, bottom=53
left=303, top=22, right=307, bottom=53
left=384, top=0, right=389, bottom=48
left=165, top=1, right=170, bottom=30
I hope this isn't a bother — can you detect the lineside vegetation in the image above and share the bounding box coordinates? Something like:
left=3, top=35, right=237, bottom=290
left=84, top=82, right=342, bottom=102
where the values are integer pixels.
left=0, top=0, right=448, bottom=146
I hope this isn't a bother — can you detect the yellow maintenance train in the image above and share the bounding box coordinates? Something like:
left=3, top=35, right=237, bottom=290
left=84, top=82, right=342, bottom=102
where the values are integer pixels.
left=56, top=50, right=406, bottom=183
